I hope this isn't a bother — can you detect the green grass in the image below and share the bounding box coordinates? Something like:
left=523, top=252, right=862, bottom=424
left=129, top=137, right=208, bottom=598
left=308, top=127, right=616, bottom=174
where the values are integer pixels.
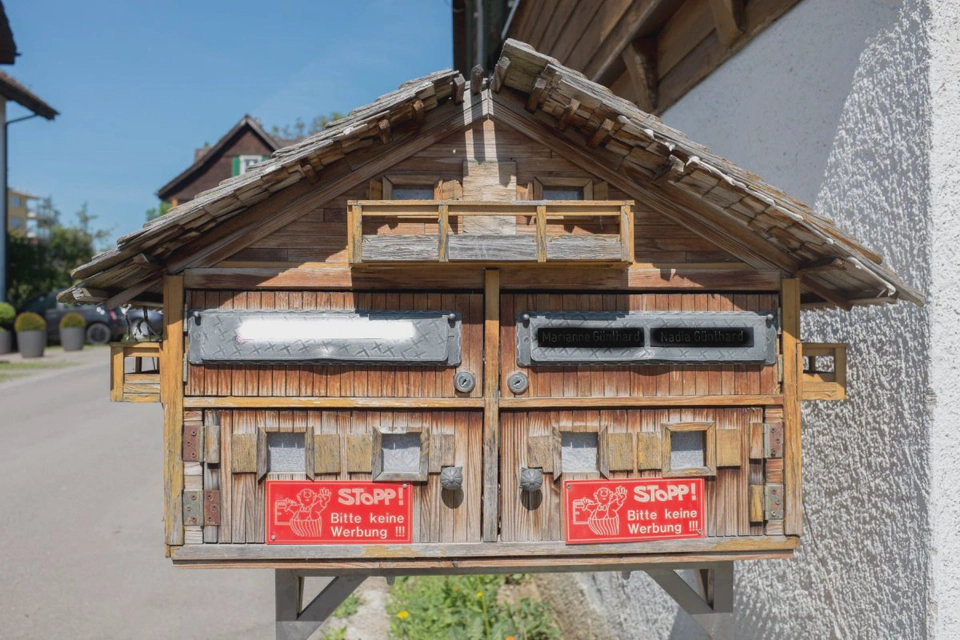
left=332, top=593, right=363, bottom=619
left=0, top=358, right=82, bottom=383
left=388, top=574, right=560, bottom=640
left=0, top=360, right=81, bottom=371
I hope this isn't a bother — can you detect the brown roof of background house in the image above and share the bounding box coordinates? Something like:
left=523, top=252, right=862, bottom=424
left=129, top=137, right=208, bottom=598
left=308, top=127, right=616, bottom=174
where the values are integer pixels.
left=156, top=115, right=283, bottom=201
left=0, top=1, right=17, bottom=65
left=0, top=70, right=57, bottom=119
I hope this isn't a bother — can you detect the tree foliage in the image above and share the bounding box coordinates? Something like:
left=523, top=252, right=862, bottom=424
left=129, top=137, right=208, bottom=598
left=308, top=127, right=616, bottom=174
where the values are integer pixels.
left=7, top=201, right=112, bottom=308
left=145, top=199, right=171, bottom=222
left=268, top=112, right=346, bottom=141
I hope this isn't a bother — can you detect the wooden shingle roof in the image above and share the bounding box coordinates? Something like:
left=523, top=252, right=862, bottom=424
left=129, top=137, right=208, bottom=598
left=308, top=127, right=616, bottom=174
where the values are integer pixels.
left=61, top=41, right=920, bottom=309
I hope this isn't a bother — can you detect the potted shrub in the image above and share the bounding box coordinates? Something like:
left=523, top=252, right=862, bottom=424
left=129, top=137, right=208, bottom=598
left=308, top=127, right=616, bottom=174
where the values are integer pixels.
left=59, top=311, right=87, bottom=351
left=0, top=301, right=14, bottom=355
left=15, top=312, right=47, bottom=358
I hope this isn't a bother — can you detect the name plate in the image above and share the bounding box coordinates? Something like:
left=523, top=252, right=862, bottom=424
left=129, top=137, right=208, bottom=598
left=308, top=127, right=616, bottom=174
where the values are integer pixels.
left=187, top=309, right=461, bottom=365
left=517, top=311, right=775, bottom=365
left=564, top=478, right=705, bottom=545
left=267, top=481, right=413, bottom=545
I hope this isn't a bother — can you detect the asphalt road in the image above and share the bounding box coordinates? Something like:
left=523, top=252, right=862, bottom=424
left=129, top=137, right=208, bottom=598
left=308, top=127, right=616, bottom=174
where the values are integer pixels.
left=0, top=351, right=277, bottom=639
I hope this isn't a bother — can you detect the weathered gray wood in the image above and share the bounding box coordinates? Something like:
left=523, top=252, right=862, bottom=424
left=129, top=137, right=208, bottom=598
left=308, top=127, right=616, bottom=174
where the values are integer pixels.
left=361, top=235, right=439, bottom=262
left=448, top=235, right=538, bottom=261
left=545, top=235, right=623, bottom=261
left=173, top=537, right=795, bottom=563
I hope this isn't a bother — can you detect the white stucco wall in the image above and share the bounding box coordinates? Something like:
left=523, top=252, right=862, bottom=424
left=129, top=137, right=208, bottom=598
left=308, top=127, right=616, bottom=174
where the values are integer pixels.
left=566, top=0, right=954, bottom=636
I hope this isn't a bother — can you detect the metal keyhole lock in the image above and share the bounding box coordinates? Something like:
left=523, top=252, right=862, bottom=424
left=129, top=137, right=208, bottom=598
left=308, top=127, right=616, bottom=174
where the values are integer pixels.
left=454, top=371, right=476, bottom=393
left=507, top=372, right=529, bottom=394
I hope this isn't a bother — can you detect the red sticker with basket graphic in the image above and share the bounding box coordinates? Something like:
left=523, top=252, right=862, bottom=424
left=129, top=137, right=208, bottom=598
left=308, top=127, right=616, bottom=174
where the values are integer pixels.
left=563, top=478, right=705, bottom=544
left=266, top=481, right=413, bottom=545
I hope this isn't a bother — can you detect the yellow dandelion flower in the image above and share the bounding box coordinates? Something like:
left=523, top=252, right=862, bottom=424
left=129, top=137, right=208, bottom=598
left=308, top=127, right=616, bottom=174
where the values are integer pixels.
left=397, top=610, right=409, bottom=620
left=506, top=636, right=517, bottom=640
left=452, top=585, right=459, bottom=592
left=476, top=591, right=484, bottom=599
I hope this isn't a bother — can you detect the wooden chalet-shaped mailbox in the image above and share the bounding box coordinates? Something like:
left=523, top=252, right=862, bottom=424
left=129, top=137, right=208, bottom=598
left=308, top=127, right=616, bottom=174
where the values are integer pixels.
left=63, top=40, right=920, bottom=630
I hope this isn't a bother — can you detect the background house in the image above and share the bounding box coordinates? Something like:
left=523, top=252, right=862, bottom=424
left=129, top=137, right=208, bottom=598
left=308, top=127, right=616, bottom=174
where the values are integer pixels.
left=156, top=115, right=294, bottom=208
left=0, top=1, right=57, bottom=302
left=456, top=1, right=954, bottom=638
left=6, top=187, right=35, bottom=237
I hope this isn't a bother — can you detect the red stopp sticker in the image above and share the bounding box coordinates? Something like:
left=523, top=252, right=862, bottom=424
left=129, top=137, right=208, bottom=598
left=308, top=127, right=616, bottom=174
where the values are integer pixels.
left=563, top=478, right=705, bottom=544
left=266, top=481, right=413, bottom=545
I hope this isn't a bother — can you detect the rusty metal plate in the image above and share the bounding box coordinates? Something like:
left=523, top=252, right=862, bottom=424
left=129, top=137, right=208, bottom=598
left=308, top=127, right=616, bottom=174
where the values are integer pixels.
left=203, top=490, right=221, bottom=526
left=183, top=490, right=203, bottom=526
left=183, top=422, right=203, bottom=462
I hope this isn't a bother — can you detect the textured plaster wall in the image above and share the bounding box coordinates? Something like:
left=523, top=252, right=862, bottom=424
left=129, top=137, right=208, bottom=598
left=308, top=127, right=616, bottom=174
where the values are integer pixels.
left=928, top=1, right=960, bottom=636
left=555, top=0, right=944, bottom=637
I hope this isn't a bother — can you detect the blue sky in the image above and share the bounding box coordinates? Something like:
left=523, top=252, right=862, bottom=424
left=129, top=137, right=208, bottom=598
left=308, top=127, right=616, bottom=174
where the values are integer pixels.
left=5, top=0, right=453, bottom=243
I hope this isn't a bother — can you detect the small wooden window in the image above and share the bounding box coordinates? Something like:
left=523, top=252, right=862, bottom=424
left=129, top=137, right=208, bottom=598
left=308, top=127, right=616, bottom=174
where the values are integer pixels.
left=373, top=426, right=430, bottom=481
left=561, top=432, right=599, bottom=473
left=662, top=422, right=716, bottom=478
left=382, top=175, right=462, bottom=201
left=533, top=177, right=606, bottom=200
left=267, top=432, right=306, bottom=473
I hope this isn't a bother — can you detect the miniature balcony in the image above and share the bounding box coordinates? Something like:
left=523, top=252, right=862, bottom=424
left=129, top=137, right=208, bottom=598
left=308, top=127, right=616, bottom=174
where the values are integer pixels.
left=110, top=342, right=161, bottom=403
left=347, top=200, right=634, bottom=265
left=801, top=342, right=847, bottom=401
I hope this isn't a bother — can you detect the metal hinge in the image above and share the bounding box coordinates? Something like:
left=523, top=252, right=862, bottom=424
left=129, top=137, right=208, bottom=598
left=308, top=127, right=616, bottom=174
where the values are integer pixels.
left=183, top=490, right=204, bottom=526
left=764, top=484, right=784, bottom=521
left=763, top=422, right=784, bottom=458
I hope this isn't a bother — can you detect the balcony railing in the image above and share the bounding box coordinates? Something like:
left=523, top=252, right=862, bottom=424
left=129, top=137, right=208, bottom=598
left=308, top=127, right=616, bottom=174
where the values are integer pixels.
left=347, top=200, right=634, bottom=265
left=110, top=342, right=161, bottom=403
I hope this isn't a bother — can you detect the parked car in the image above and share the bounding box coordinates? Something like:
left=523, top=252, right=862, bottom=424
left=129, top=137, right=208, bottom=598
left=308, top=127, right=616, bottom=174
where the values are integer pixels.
left=19, top=291, right=125, bottom=345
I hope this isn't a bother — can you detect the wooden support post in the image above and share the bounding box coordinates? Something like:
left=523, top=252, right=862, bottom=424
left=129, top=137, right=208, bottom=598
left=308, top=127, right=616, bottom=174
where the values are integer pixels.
left=110, top=345, right=125, bottom=402
left=482, top=269, right=501, bottom=542
left=161, top=274, right=185, bottom=551
left=781, top=278, right=803, bottom=536
left=438, top=204, right=449, bottom=262
left=620, top=204, right=634, bottom=263
left=275, top=571, right=365, bottom=640
left=535, top=205, right=547, bottom=263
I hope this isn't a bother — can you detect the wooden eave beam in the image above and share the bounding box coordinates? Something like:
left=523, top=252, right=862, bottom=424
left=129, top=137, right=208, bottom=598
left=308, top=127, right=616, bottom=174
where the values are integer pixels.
left=491, top=89, right=800, bottom=273
left=160, top=93, right=485, bottom=275
left=621, top=38, right=659, bottom=113
left=584, top=0, right=674, bottom=84
left=707, top=0, right=745, bottom=47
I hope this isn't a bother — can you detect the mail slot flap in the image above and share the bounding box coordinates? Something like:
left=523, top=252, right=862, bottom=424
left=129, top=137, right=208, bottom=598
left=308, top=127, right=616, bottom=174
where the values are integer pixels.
left=516, top=311, right=777, bottom=366
left=187, top=309, right=462, bottom=366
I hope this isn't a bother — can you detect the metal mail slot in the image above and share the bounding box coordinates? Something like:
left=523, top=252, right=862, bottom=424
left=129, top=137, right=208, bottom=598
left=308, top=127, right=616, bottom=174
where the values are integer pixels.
left=187, top=310, right=462, bottom=366
left=516, top=311, right=776, bottom=366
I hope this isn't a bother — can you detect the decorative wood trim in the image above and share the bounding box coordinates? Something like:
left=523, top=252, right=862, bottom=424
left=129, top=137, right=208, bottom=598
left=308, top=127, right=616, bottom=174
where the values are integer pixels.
left=781, top=278, right=803, bottom=535
left=482, top=269, right=501, bottom=542
left=161, top=275, right=185, bottom=551
left=184, top=397, right=485, bottom=409
left=184, top=264, right=780, bottom=292
left=170, top=535, right=800, bottom=568
left=708, top=0, right=745, bottom=46
left=499, top=395, right=782, bottom=409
